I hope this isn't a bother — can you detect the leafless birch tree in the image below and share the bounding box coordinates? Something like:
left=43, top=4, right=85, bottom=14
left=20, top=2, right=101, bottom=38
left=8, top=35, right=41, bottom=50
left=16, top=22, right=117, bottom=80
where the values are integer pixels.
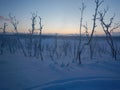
left=76, top=1, right=86, bottom=64
left=99, top=9, right=120, bottom=60
left=9, top=13, right=26, bottom=56
left=38, top=16, right=43, bottom=60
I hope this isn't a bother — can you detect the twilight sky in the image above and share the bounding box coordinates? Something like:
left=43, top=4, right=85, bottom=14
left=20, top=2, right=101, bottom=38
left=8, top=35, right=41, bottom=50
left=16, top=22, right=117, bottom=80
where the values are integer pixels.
left=0, top=0, right=120, bottom=34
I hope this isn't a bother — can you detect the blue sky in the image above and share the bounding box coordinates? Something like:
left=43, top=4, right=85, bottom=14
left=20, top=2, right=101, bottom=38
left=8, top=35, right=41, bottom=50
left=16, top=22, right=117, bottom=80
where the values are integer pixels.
left=0, top=0, right=120, bottom=34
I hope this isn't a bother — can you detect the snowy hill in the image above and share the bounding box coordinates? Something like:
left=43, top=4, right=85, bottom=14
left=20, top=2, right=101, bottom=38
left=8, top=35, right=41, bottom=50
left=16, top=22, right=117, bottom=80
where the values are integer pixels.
left=0, top=54, right=120, bottom=90
left=0, top=34, right=120, bottom=90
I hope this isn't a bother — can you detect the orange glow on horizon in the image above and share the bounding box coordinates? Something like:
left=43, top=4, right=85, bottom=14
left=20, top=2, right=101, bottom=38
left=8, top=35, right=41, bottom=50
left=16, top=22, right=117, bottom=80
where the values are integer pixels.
left=6, top=26, right=106, bottom=35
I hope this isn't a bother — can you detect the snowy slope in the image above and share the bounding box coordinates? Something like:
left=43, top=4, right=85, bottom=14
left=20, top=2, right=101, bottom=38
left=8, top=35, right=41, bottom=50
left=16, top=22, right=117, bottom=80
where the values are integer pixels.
left=0, top=54, right=120, bottom=90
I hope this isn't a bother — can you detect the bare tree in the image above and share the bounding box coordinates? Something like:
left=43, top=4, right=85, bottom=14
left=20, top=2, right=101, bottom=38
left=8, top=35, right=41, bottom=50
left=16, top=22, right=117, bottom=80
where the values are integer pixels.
left=38, top=16, right=43, bottom=60
left=9, top=13, right=26, bottom=56
left=99, top=9, right=120, bottom=60
left=9, top=14, right=19, bottom=33
left=83, top=22, right=89, bottom=38
left=76, top=0, right=103, bottom=64
left=3, top=23, right=7, bottom=33
left=0, top=23, right=8, bottom=54
left=0, top=23, right=8, bottom=34
left=79, top=2, right=86, bottom=45
left=87, top=0, right=103, bottom=45
left=31, top=12, right=37, bottom=34
left=76, top=1, right=86, bottom=64
left=29, top=12, right=37, bottom=56
left=83, top=0, right=103, bottom=59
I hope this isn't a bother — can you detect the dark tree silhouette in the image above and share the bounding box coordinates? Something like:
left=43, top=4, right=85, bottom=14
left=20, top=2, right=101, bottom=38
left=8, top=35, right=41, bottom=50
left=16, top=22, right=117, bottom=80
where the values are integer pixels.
left=99, top=9, right=120, bottom=60
left=31, top=12, right=37, bottom=34
left=38, top=16, right=43, bottom=60
left=0, top=23, right=8, bottom=33
left=86, top=0, right=104, bottom=59
left=76, top=1, right=86, bottom=64
left=87, top=0, right=103, bottom=45
left=9, top=13, right=26, bottom=56
left=29, top=12, right=37, bottom=56
left=9, top=14, right=19, bottom=33
left=0, top=23, right=8, bottom=54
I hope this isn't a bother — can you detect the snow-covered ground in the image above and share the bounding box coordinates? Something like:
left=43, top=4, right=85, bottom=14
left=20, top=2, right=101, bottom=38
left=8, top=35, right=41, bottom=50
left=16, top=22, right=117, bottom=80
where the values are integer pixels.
left=0, top=36, right=120, bottom=90
left=0, top=54, right=120, bottom=90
